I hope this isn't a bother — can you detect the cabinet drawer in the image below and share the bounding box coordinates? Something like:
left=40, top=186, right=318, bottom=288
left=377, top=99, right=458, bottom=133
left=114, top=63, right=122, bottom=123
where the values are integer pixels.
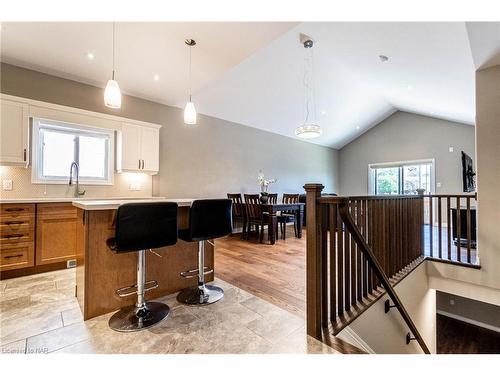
left=0, top=229, right=34, bottom=244
left=37, top=203, right=77, bottom=218
left=0, top=242, right=35, bottom=271
left=0, top=204, right=35, bottom=217
left=0, top=215, right=35, bottom=232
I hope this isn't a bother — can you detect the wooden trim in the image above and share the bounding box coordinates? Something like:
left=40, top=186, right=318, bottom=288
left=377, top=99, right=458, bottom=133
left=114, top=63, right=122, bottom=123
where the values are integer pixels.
left=0, top=260, right=68, bottom=280
left=426, top=256, right=481, bottom=269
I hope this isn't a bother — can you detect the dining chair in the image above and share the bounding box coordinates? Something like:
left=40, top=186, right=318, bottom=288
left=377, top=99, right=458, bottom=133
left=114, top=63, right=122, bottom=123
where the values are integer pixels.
left=278, top=193, right=300, bottom=240
left=244, top=194, right=273, bottom=243
left=268, top=193, right=278, bottom=204
left=227, top=193, right=246, bottom=238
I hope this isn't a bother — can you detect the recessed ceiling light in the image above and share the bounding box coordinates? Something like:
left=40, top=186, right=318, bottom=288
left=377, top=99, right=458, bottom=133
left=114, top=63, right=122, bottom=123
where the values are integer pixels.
left=320, top=110, right=327, bottom=115
left=379, top=55, right=389, bottom=62
left=356, top=126, right=360, bottom=130
left=86, top=52, right=95, bottom=60
left=154, top=75, right=160, bottom=81
left=407, top=84, right=413, bottom=91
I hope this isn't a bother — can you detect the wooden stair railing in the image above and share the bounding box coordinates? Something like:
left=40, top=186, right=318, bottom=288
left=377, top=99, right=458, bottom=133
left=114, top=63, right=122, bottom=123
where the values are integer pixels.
left=422, top=194, right=479, bottom=268
left=338, top=202, right=430, bottom=354
left=304, top=184, right=430, bottom=354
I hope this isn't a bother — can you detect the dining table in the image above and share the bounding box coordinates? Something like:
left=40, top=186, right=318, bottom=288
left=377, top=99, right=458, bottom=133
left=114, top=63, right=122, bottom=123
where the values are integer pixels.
left=260, top=202, right=304, bottom=245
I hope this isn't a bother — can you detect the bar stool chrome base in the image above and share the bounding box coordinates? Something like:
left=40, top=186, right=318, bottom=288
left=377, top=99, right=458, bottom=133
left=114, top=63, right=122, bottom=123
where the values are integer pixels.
left=176, top=284, right=224, bottom=305
left=109, top=301, right=170, bottom=332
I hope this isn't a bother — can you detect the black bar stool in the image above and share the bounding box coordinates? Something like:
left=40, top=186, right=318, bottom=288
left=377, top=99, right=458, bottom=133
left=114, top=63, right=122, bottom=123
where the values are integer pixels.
left=106, top=202, right=178, bottom=332
left=177, top=199, right=232, bottom=305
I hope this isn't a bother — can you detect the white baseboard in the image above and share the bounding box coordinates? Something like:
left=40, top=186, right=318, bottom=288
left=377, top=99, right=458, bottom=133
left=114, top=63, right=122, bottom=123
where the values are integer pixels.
left=336, top=326, right=376, bottom=354
left=437, top=310, right=500, bottom=334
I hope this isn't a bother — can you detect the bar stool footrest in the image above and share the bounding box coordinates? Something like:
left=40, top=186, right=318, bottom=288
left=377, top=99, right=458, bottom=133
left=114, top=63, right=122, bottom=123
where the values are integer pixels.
left=180, top=267, right=213, bottom=279
left=115, top=280, right=159, bottom=297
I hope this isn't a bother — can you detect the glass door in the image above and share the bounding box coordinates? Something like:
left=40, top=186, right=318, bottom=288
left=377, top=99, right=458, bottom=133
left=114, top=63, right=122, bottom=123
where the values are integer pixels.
left=370, top=160, right=434, bottom=195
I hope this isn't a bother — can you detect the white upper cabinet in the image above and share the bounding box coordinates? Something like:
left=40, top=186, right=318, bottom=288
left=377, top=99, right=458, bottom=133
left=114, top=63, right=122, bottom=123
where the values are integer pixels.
left=0, top=98, right=30, bottom=166
left=117, top=122, right=160, bottom=174
left=140, top=126, right=160, bottom=172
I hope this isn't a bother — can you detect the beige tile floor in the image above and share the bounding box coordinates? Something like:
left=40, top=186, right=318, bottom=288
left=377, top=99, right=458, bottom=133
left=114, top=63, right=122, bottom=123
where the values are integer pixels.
left=0, top=269, right=339, bottom=354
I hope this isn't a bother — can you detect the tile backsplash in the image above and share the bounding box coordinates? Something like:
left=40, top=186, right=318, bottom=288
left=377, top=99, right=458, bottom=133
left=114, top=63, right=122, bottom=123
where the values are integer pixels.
left=0, top=166, right=153, bottom=199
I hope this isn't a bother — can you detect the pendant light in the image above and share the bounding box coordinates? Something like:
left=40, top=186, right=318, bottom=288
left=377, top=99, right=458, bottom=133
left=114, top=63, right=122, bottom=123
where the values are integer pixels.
left=295, top=35, right=322, bottom=139
left=104, top=22, right=122, bottom=109
left=184, top=39, right=197, bottom=125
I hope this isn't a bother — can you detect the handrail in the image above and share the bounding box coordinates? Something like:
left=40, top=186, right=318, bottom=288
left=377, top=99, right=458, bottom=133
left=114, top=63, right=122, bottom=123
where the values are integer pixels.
left=338, top=201, right=431, bottom=354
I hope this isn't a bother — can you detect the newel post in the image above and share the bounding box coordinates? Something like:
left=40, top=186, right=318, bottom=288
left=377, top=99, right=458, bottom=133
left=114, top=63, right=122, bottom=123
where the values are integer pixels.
left=304, top=183, right=324, bottom=339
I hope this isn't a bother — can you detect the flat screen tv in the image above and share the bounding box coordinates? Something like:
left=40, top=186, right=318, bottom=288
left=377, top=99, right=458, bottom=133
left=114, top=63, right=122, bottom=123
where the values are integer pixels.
left=461, top=151, right=476, bottom=193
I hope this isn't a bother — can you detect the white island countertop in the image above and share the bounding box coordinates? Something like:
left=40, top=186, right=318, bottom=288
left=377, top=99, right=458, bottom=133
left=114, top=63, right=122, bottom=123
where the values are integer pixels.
left=0, top=196, right=165, bottom=204
left=72, top=198, right=196, bottom=210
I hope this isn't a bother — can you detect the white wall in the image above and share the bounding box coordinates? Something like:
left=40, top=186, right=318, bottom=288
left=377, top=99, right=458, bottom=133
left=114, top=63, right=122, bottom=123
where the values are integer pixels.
left=344, top=262, right=436, bottom=354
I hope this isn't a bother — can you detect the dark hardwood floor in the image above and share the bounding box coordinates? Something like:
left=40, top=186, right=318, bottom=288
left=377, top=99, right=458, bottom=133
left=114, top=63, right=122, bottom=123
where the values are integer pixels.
left=437, top=314, right=500, bottom=354
left=215, top=224, right=306, bottom=318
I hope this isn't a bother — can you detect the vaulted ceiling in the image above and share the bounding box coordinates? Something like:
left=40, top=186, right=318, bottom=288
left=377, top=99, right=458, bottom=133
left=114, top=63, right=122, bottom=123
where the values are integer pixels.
left=1, top=22, right=498, bottom=149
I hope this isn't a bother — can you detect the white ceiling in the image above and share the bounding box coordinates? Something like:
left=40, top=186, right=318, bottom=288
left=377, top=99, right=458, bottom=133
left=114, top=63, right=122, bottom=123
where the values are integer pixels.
left=1, top=22, right=493, bottom=149
left=195, top=22, right=476, bottom=148
left=466, top=22, right=500, bottom=70
left=0, top=22, right=297, bottom=104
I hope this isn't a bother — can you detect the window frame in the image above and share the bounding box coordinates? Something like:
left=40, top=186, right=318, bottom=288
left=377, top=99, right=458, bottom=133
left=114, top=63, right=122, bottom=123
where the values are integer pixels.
left=368, top=158, right=435, bottom=195
left=31, top=117, right=115, bottom=185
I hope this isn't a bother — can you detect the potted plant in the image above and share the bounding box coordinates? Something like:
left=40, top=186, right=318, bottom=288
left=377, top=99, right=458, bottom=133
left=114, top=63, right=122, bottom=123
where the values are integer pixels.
left=257, top=170, right=277, bottom=204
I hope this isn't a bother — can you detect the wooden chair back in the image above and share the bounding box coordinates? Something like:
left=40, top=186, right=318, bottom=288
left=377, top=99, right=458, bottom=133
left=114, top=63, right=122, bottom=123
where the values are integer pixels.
left=268, top=193, right=278, bottom=204
left=282, top=193, right=300, bottom=215
left=227, top=193, right=244, bottom=218
left=244, top=194, right=262, bottom=220
left=282, top=193, right=299, bottom=204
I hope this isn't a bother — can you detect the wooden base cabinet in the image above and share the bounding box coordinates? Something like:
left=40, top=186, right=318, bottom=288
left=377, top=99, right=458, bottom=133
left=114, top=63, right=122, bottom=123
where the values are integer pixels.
left=36, top=203, right=77, bottom=266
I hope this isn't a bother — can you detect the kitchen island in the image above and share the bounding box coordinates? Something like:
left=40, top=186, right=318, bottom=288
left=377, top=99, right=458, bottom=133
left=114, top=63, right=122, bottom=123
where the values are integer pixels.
left=73, top=199, right=214, bottom=320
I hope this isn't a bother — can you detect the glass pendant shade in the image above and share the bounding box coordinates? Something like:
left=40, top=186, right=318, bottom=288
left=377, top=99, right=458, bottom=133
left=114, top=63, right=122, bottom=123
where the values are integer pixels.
left=104, top=79, right=122, bottom=109
left=295, top=123, right=322, bottom=139
left=184, top=101, right=197, bottom=125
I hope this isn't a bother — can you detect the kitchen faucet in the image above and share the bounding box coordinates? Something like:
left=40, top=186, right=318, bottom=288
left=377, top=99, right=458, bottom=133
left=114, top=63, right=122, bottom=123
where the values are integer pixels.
left=69, top=161, right=86, bottom=197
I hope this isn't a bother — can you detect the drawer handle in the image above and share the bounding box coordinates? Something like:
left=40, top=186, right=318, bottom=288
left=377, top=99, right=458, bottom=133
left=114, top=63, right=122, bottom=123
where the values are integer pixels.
left=4, top=254, right=23, bottom=259
left=5, top=208, right=25, bottom=212
left=2, top=234, right=24, bottom=239
left=5, top=221, right=25, bottom=225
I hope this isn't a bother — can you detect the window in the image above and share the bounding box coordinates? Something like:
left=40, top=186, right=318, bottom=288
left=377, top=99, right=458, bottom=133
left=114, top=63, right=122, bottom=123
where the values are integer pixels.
left=31, top=118, right=114, bottom=184
left=368, top=160, right=434, bottom=195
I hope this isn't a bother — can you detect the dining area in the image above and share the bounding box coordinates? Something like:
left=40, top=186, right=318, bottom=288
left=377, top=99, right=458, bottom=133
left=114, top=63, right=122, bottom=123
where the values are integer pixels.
left=226, top=192, right=304, bottom=245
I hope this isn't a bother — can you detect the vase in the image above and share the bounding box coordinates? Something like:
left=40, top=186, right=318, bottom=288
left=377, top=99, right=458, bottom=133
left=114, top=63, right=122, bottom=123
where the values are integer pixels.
left=260, top=192, right=269, bottom=204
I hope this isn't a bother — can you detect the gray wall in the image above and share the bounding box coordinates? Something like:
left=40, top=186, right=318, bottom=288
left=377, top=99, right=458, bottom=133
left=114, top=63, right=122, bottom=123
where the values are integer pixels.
left=1, top=63, right=339, bottom=197
left=339, top=111, right=475, bottom=195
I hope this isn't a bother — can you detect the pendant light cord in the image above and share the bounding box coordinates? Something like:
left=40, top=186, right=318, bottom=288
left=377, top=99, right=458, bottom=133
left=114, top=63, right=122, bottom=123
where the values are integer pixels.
left=112, top=22, right=116, bottom=80
left=303, top=44, right=316, bottom=125
left=189, top=43, right=192, bottom=102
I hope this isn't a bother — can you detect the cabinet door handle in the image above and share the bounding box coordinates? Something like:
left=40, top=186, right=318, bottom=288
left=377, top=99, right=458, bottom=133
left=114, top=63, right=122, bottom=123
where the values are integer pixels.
left=4, top=254, right=23, bottom=259
left=141, top=160, right=145, bottom=169
left=5, top=208, right=24, bottom=212
left=138, top=159, right=141, bottom=169
left=23, top=148, right=27, bottom=162
left=5, top=221, right=25, bottom=225
left=2, top=234, right=24, bottom=239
